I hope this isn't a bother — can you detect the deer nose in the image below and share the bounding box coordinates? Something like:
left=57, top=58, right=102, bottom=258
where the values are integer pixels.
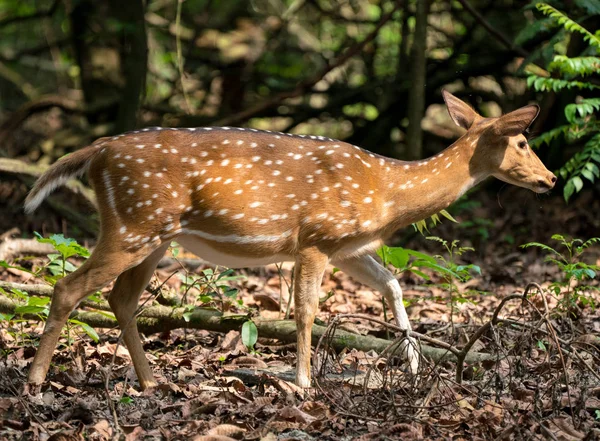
left=539, top=173, right=557, bottom=189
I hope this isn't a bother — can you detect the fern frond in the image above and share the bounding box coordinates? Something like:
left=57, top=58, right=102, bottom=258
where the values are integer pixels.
left=440, top=209, right=458, bottom=223
left=529, top=125, right=570, bottom=148
left=527, top=75, right=600, bottom=92
left=564, top=98, right=600, bottom=123
left=520, top=241, right=562, bottom=256
left=581, top=237, right=600, bottom=249
left=548, top=55, right=600, bottom=77
left=561, top=134, right=600, bottom=200
left=412, top=210, right=459, bottom=235
left=536, top=3, right=600, bottom=48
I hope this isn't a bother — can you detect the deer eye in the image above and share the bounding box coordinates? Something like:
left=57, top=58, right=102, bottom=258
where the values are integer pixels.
left=518, top=140, right=528, bottom=149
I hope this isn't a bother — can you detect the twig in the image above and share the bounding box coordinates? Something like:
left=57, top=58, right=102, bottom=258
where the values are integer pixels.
left=455, top=292, right=527, bottom=383
left=338, top=313, right=461, bottom=356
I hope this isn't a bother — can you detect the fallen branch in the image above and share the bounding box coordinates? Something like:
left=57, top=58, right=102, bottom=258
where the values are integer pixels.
left=0, top=282, right=112, bottom=312
left=0, top=238, right=55, bottom=262
left=0, top=293, right=493, bottom=365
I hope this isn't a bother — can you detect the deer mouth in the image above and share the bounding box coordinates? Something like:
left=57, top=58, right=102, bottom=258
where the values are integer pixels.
left=533, top=179, right=555, bottom=193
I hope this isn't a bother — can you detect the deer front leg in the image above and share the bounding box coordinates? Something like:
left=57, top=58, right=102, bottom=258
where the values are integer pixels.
left=294, top=247, right=329, bottom=388
left=332, top=254, right=419, bottom=374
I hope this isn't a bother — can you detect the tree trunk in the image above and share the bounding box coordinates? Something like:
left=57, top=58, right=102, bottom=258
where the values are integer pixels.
left=405, top=0, right=429, bottom=160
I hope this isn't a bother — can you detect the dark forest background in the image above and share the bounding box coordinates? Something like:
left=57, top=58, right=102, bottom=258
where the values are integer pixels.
left=0, top=0, right=598, bottom=239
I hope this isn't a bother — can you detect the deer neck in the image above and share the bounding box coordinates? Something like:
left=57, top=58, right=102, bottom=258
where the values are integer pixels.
left=383, top=137, right=485, bottom=230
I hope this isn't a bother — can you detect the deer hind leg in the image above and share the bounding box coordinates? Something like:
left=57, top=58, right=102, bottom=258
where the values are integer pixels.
left=332, top=254, right=419, bottom=374
left=294, top=247, right=329, bottom=388
left=27, top=238, right=161, bottom=388
left=107, top=243, right=168, bottom=390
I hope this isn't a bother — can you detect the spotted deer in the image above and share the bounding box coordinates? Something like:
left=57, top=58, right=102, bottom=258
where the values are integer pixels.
left=24, top=90, right=556, bottom=390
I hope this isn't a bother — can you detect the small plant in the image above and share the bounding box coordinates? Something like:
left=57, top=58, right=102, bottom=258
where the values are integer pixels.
left=377, top=243, right=462, bottom=283
left=426, top=237, right=482, bottom=325
left=0, top=234, right=99, bottom=343
left=521, top=234, right=600, bottom=310
left=241, top=320, right=259, bottom=353
left=169, top=243, right=257, bottom=352
left=35, top=232, right=90, bottom=280
left=377, top=239, right=482, bottom=328
left=179, top=267, right=246, bottom=314
left=0, top=285, right=50, bottom=346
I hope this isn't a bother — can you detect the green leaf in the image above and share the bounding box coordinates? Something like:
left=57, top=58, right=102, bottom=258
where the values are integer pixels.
left=377, top=245, right=410, bottom=269
left=70, top=319, right=99, bottom=342
left=564, top=178, right=575, bottom=201
left=582, top=169, right=595, bottom=182
left=26, top=296, right=50, bottom=307
left=586, top=162, right=600, bottom=177
left=408, top=269, right=431, bottom=280
left=414, top=261, right=462, bottom=280
left=0, top=312, right=15, bottom=321
left=439, top=210, right=458, bottom=223
left=15, top=305, right=47, bottom=315
left=537, top=340, right=547, bottom=351
left=0, top=260, right=37, bottom=276
left=35, top=233, right=90, bottom=259
left=406, top=249, right=437, bottom=264
left=241, top=320, right=258, bottom=350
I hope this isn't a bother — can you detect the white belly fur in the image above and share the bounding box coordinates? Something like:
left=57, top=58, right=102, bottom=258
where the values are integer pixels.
left=176, top=234, right=294, bottom=268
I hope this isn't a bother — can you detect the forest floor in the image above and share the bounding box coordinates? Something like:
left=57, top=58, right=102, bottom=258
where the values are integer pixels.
left=0, top=186, right=599, bottom=440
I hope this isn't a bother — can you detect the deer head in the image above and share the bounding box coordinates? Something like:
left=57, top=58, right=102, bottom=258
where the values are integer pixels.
left=442, top=90, right=557, bottom=193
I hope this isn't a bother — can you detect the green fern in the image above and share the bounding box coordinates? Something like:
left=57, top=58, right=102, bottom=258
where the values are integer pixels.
left=529, top=125, right=570, bottom=148
left=548, top=56, right=600, bottom=77
left=412, top=209, right=457, bottom=235
left=562, top=134, right=600, bottom=200
left=527, top=76, right=599, bottom=92
left=536, top=3, right=600, bottom=48
left=528, top=4, right=600, bottom=201
left=565, top=98, right=600, bottom=123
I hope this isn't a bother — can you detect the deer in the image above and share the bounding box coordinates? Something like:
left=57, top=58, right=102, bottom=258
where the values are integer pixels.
left=23, top=90, right=556, bottom=392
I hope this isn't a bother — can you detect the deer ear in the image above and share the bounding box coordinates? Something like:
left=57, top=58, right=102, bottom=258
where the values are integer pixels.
left=442, top=90, right=480, bottom=130
left=493, top=104, right=540, bottom=136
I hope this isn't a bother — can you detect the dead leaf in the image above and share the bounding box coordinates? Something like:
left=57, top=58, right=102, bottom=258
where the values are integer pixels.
left=206, top=424, right=246, bottom=439
left=278, top=406, right=316, bottom=425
